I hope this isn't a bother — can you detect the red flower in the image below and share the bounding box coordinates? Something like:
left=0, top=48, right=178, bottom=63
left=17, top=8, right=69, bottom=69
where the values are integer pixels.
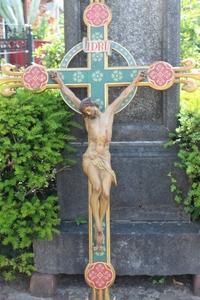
left=23, top=65, right=48, bottom=90
left=147, top=61, right=175, bottom=89
left=85, top=262, right=115, bottom=290
left=84, top=3, right=111, bottom=27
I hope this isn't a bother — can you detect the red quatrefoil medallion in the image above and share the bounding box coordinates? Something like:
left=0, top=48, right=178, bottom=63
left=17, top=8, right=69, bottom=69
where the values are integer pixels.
left=23, top=65, right=48, bottom=91
left=84, top=3, right=112, bottom=27
left=147, top=61, right=175, bottom=90
left=85, top=262, right=115, bottom=290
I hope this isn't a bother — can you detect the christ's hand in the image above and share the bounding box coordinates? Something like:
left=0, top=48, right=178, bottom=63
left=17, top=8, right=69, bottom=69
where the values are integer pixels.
left=133, top=71, right=146, bottom=84
left=49, top=71, right=62, bottom=84
left=107, top=71, right=146, bottom=114
left=49, top=71, right=81, bottom=109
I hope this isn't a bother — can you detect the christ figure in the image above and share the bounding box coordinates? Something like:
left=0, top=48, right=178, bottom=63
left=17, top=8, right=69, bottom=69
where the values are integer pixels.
left=50, top=72, right=143, bottom=250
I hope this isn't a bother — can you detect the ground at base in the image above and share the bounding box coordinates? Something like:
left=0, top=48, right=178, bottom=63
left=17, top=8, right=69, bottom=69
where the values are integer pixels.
left=0, top=275, right=200, bottom=300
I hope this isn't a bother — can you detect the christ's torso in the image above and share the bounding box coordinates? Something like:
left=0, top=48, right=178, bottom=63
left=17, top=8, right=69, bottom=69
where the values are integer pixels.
left=84, top=111, right=114, bottom=158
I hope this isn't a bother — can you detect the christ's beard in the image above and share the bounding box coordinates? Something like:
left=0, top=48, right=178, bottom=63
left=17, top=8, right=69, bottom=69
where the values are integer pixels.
left=88, top=114, right=97, bottom=119
left=85, top=111, right=99, bottom=119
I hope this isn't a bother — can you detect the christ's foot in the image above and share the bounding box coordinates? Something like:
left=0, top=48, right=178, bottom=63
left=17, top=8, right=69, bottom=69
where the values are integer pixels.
left=97, top=230, right=103, bottom=251
left=94, top=226, right=104, bottom=252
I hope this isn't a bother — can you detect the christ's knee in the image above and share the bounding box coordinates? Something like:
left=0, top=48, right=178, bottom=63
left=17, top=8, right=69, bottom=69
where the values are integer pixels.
left=102, top=189, right=110, bottom=201
left=92, top=184, right=102, bottom=196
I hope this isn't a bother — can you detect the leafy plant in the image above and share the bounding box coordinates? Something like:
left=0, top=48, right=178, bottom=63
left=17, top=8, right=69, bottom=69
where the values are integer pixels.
left=152, top=276, right=166, bottom=285
left=32, top=15, right=50, bottom=40
left=180, top=89, right=200, bottom=113
left=167, top=1, right=200, bottom=220
left=181, top=0, right=200, bottom=67
left=0, top=89, right=78, bottom=279
left=34, top=37, right=65, bottom=68
left=74, top=215, right=87, bottom=226
left=33, top=11, right=64, bottom=41
left=166, top=110, right=200, bottom=220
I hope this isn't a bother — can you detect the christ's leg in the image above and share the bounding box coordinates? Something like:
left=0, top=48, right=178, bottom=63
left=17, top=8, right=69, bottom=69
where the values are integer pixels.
left=100, top=173, right=112, bottom=224
left=87, top=165, right=102, bottom=233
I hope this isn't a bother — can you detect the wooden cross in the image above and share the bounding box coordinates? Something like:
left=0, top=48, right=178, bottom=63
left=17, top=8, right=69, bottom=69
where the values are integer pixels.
left=0, top=0, right=200, bottom=299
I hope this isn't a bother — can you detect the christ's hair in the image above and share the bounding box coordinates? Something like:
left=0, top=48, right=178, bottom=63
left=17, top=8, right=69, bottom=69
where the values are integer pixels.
left=79, top=97, right=99, bottom=115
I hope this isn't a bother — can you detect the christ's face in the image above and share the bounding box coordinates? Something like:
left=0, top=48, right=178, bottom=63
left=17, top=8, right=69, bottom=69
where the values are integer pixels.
left=83, top=106, right=99, bottom=118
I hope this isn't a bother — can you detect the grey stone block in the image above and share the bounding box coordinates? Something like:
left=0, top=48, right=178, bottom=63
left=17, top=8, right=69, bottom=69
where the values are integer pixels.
left=57, top=142, right=188, bottom=222
left=34, top=222, right=200, bottom=276
left=30, top=272, right=57, bottom=298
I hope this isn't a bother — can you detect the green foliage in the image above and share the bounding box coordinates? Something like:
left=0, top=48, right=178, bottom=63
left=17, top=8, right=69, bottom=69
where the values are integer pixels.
left=74, top=215, right=87, bottom=226
left=166, top=110, right=200, bottom=220
left=152, top=276, right=166, bottom=285
left=32, top=12, right=64, bottom=41
left=181, top=0, right=200, bottom=66
left=0, top=89, right=78, bottom=279
left=34, top=38, right=65, bottom=68
left=180, top=89, right=200, bottom=113
left=33, top=16, right=50, bottom=40
left=168, top=1, right=200, bottom=220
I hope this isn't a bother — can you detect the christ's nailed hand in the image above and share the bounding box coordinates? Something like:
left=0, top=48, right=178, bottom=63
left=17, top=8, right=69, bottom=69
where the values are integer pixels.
left=134, top=71, right=146, bottom=83
left=49, top=71, right=62, bottom=83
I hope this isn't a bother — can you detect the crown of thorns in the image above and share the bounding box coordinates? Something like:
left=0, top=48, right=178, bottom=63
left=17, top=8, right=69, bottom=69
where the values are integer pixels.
left=79, top=97, right=99, bottom=114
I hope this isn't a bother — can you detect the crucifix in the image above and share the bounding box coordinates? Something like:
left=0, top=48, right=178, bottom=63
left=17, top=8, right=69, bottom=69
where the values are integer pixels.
left=0, top=0, right=200, bottom=299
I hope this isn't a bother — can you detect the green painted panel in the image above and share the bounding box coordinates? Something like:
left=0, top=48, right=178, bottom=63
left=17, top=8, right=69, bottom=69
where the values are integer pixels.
left=91, top=27, right=104, bottom=41
left=104, top=68, right=138, bottom=84
left=90, top=82, right=105, bottom=111
left=93, top=219, right=107, bottom=262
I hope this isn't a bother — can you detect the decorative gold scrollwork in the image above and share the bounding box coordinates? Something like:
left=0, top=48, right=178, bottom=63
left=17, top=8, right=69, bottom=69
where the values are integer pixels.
left=0, top=82, right=22, bottom=97
left=173, top=59, right=200, bottom=92
left=1, top=63, right=22, bottom=77
left=0, top=64, right=23, bottom=96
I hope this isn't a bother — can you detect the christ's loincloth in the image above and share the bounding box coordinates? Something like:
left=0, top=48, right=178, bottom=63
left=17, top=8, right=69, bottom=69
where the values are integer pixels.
left=83, top=153, right=117, bottom=186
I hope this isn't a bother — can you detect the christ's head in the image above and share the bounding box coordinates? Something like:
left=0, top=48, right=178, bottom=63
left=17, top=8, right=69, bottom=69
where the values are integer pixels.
left=80, top=97, right=100, bottom=119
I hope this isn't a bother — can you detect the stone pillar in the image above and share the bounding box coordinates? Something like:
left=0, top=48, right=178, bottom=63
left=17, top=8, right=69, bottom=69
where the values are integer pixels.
left=33, top=0, right=200, bottom=286
left=64, top=0, right=82, bottom=51
left=30, top=272, right=57, bottom=298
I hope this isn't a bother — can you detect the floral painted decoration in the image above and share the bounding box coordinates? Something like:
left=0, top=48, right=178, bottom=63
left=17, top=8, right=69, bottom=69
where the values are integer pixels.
left=23, top=65, right=48, bottom=91
left=92, top=70, right=104, bottom=82
left=85, top=262, right=115, bottom=290
left=147, top=61, right=175, bottom=90
left=84, top=3, right=112, bottom=27
left=111, top=70, right=123, bottom=82
left=73, top=71, right=85, bottom=83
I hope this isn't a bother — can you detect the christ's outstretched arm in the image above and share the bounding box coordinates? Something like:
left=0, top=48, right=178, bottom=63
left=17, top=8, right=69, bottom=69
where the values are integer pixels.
left=50, top=71, right=81, bottom=109
left=106, top=72, right=144, bottom=115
